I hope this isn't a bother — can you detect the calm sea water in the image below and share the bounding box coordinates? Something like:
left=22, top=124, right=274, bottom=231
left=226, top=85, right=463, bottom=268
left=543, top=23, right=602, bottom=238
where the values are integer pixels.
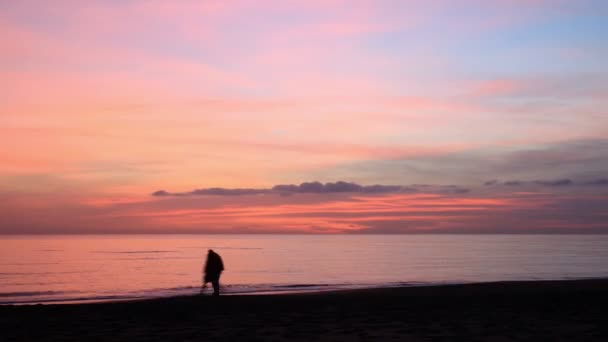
left=1, top=234, right=608, bottom=304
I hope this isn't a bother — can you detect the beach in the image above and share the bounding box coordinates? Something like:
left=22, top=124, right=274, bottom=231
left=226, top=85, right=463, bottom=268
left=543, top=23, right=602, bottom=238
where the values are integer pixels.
left=2, top=278, right=607, bottom=341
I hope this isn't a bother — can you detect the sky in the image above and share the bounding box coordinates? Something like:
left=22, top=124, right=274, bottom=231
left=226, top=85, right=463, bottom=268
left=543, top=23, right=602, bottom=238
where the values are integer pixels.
left=1, top=0, right=607, bottom=234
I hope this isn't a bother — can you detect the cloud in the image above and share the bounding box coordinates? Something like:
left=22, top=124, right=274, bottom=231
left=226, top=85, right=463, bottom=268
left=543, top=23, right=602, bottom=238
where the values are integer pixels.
left=153, top=181, right=413, bottom=197
left=362, top=184, right=408, bottom=193
left=275, top=181, right=409, bottom=194
left=152, top=190, right=170, bottom=196
left=190, top=188, right=270, bottom=196
left=504, top=181, right=522, bottom=186
left=585, top=178, right=608, bottom=186
left=490, top=179, right=575, bottom=186
left=133, top=191, right=608, bottom=234
left=437, top=185, right=471, bottom=194
left=294, top=181, right=327, bottom=193
left=497, top=178, right=574, bottom=186
left=5, top=179, right=608, bottom=234
left=153, top=175, right=608, bottom=200
left=485, top=178, right=581, bottom=187
left=314, top=139, right=608, bottom=187
left=534, top=178, right=573, bottom=186
left=483, top=178, right=608, bottom=187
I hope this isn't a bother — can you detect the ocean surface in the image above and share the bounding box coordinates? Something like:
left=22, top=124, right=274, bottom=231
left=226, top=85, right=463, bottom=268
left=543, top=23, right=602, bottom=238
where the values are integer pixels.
left=1, top=234, right=608, bottom=305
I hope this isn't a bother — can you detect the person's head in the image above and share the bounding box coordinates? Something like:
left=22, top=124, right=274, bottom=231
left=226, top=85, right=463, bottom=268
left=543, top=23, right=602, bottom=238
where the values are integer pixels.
left=208, top=249, right=213, bottom=255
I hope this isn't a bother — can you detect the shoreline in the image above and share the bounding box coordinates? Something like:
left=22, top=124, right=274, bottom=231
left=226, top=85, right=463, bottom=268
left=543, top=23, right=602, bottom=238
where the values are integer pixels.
left=3, top=276, right=608, bottom=306
left=0, top=281, right=437, bottom=306
left=2, top=278, right=608, bottom=340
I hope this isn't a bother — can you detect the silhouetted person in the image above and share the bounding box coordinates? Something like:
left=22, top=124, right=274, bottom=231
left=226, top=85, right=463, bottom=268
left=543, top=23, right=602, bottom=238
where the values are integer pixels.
left=203, top=249, right=224, bottom=296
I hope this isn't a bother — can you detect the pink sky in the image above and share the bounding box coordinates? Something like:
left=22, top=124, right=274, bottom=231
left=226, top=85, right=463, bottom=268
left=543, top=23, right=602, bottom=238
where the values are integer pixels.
left=1, top=0, right=607, bottom=233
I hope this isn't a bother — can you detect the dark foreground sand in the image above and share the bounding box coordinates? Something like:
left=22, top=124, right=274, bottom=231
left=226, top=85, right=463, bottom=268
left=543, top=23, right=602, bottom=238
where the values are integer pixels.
left=2, top=279, right=608, bottom=341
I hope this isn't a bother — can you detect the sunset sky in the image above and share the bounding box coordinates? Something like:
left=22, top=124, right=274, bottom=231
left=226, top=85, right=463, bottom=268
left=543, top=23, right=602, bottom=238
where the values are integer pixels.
left=1, top=0, right=607, bottom=233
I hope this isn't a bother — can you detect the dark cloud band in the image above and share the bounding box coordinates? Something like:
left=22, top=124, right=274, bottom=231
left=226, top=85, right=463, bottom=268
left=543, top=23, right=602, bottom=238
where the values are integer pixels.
left=153, top=181, right=416, bottom=197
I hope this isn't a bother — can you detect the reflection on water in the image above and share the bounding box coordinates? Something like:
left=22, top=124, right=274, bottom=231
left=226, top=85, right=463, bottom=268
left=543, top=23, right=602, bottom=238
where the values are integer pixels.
left=1, top=234, right=608, bottom=304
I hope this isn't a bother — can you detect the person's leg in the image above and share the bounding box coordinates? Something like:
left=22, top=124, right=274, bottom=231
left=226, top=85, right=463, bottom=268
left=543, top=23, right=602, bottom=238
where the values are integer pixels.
left=212, top=278, right=220, bottom=296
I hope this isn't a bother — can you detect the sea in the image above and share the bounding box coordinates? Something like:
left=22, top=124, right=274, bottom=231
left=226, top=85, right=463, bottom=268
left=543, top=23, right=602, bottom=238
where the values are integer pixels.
left=1, top=234, right=608, bottom=305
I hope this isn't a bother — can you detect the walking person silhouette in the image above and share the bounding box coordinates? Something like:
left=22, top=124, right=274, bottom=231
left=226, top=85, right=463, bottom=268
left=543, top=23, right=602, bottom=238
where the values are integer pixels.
left=202, top=249, right=224, bottom=296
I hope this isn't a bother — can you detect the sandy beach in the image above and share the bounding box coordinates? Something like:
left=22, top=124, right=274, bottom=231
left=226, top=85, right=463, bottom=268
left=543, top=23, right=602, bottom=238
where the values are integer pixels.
left=2, top=278, right=607, bottom=341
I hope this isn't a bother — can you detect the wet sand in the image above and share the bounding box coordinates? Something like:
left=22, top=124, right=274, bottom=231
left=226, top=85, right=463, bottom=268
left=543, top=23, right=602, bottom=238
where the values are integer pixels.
left=2, top=279, right=607, bottom=341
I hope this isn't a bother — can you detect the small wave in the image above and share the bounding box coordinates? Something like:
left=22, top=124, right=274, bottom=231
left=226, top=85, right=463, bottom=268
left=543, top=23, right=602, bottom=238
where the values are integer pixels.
left=211, top=247, right=263, bottom=250
left=0, top=282, right=443, bottom=305
left=145, top=285, right=198, bottom=292
left=0, top=294, right=139, bottom=305
left=0, top=262, right=61, bottom=266
left=0, top=271, right=93, bottom=276
left=2, top=282, right=66, bottom=286
left=184, top=246, right=262, bottom=250
left=110, top=256, right=199, bottom=261
left=0, top=290, right=74, bottom=298
left=273, top=284, right=331, bottom=288
left=93, top=250, right=178, bottom=254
